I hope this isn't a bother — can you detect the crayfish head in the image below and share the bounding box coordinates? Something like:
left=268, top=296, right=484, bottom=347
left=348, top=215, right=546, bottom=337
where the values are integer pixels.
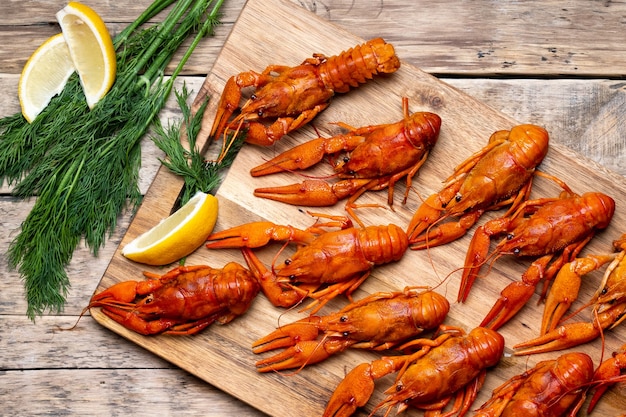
left=274, top=248, right=329, bottom=283
left=131, top=288, right=183, bottom=318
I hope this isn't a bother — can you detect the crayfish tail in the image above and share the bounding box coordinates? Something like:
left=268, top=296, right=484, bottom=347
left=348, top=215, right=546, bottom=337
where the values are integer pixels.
left=319, top=38, right=400, bottom=94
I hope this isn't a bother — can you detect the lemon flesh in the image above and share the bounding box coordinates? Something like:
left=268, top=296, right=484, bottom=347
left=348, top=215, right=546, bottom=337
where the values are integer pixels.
left=122, top=192, right=219, bottom=266
left=18, top=33, right=76, bottom=123
left=56, top=1, right=116, bottom=109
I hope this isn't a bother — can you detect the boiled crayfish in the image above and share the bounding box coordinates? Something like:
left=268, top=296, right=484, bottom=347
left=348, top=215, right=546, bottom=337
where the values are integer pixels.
left=473, top=352, right=594, bottom=417
left=88, top=263, right=259, bottom=335
left=458, top=188, right=615, bottom=331
left=205, top=215, right=408, bottom=314
left=322, top=326, right=504, bottom=417
left=210, top=38, right=400, bottom=147
left=407, top=124, right=549, bottom=249
left=250, top=97, right=441, bottom=226
left=514, top=233, right=626, bottom=355
left=252, top=287, right=449, bottom=372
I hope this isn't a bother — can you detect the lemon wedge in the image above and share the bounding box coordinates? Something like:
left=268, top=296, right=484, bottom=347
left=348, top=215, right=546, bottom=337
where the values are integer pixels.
left=122, top=192, right=219, bottom=266
left=18, top=33, right=76, bottom=123
left=56, top=1, right=116, bottom=109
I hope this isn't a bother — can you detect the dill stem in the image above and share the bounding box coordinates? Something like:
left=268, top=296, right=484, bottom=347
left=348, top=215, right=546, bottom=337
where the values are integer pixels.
left=114, top=0, right=177, bottom=46
left=124, top=0, right=195, bottom=92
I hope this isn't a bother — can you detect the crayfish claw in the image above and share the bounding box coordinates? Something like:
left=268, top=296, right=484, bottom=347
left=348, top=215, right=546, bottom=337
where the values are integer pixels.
left=250, top=138, right=329, bottom=176
left=252, top=319, right=321, bottom=353
left=89, top=281, right=140, bottom=305
left=255, top=340, right=336, bottom=372
left=480, top=280, right=537, bottom=331
left=209, top=75, right=243, bottom=140
left=322, top=362, right=377, bottom=417
left=205, top=222, right=279, bottom=248
left=254, top=180, right=342, bottom=207
left=513, top=322, right=600, bottom=355
left=540, top=254, right=615, bottom=335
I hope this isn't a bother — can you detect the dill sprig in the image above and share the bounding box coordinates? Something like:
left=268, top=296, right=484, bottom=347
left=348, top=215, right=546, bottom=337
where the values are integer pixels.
left=151, top=85, right=245, bottom=206
left=0, top=0, right=227, bottom=319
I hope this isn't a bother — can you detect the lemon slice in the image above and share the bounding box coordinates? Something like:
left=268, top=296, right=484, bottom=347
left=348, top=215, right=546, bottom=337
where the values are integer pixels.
left=122, top=192, right=219, bottom=266
left=56, top=1, right=116, bottom=109
left=18, top=33, right=76, bottom=123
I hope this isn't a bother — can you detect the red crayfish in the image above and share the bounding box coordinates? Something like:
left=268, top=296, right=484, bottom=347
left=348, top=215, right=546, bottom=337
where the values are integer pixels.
left=473, top=352, right=594, bottom=417
left=407, top=124, right=549, bottom=249
left=250, top=97, right=441, bottom=226
left=205, top=215, right=409, bottom=313
left=514, top=233, right=626, bottom=355
left=88, top=263, right=260, bottom=335
left=210, top=38, right=400, bottom=146
left=252, top=287, right=449, bottom=372
left=459, top=188, right=615, bottom=331
left=322, top=325, right=504, bottom=417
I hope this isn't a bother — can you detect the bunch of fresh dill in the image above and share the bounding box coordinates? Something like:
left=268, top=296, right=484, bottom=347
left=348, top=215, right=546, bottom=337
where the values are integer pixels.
left=0, top=0, right=232, bottom=319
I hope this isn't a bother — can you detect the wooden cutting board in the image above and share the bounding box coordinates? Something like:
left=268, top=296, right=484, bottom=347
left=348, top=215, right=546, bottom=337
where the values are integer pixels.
left=93, top=0, right=626, bottom=415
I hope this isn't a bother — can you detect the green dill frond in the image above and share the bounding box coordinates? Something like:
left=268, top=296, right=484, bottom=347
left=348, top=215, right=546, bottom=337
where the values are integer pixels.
left=151, top=84, right=245, bottom=206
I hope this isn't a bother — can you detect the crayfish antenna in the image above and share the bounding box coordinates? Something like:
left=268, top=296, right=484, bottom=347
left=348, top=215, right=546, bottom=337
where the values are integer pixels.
left=217, top=117, right=245, bottom=164
left=420, top=212, right=457, bottom=282
left=55, top=303, right=95, bottom=332
left=258, top=334, right=328, bottom=377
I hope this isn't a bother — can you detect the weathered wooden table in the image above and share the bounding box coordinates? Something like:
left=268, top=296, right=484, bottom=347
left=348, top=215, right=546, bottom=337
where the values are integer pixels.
left=1, top=0, right=625, bottom=415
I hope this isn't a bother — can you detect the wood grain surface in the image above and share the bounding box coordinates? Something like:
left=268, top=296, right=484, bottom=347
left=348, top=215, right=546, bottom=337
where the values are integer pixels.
left=2, top=0, right=626, bottom=416
left=91, top=0, right=626, bottom=415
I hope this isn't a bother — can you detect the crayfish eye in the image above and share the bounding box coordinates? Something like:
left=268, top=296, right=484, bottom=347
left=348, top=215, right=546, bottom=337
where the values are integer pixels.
left=395, top=382, right=404, bottom=392
left=342, top=331, right=349, bottom=337
left=343, top=156, right=350, bottom=163
left=513, top=248, right=521, bottom=255
left=145, top=295, right=154, bottom=304
left=601, top=287, right=608, bottom=295
left=284, top=259, right=292, bottom=265
left=507, top=233, right=514, bottom=240
left=455, top=193, right=462, bottom=202
left=257, top=110, right=264, bottom=117
left=251, top=94, right=257, bottom=100
left=340, top=315, right=348, bottom=322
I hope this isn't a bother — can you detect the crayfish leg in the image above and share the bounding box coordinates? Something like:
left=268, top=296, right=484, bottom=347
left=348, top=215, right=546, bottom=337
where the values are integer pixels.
left=102, top=307, right=180, bottom=336
left=303, top=273, right=370, bottom=314
left=241, top=247, right=307, bottom=308
left=323, top=357, right=408, bottom=417
left=163, top=316, right=219, bottom=335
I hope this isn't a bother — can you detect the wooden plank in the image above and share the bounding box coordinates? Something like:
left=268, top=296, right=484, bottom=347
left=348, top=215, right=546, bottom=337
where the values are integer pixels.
left=1, top=368, right=264, bottom=416
left=0, top=0, right=246, bottom=24
left=0, top=0, right=245, bottom=75
left=92, top=0, right=626, bottom=416
left=0, top=316, right=169, bottom=369
left=3, top=0, right=626, bottom=76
